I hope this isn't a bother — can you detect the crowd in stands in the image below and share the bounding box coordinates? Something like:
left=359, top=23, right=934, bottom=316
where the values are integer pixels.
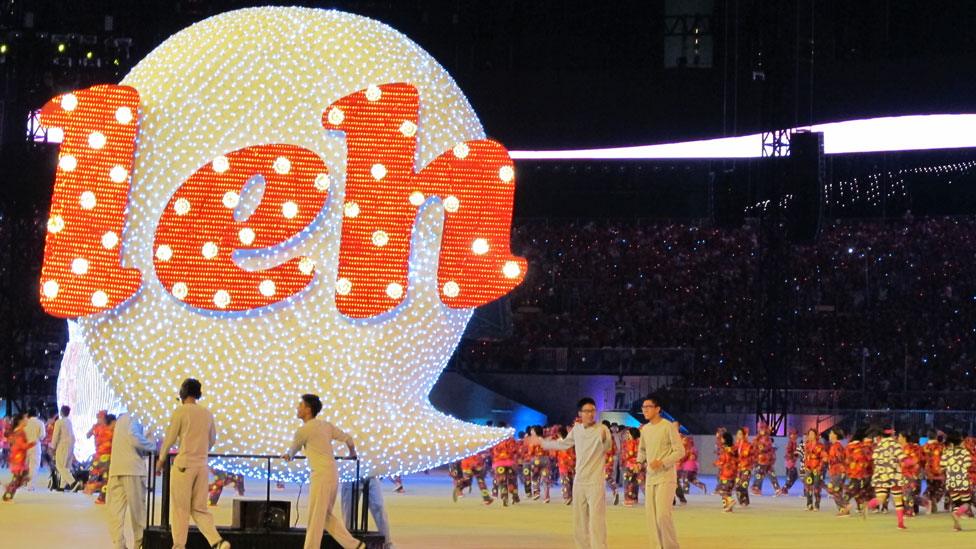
left=459, top=215, right=976, bottom=402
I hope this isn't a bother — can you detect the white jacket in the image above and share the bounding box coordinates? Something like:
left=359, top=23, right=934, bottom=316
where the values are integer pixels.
left=109, top=414, right=156, bottom=477
left=51, top=417, right=75, bottom=451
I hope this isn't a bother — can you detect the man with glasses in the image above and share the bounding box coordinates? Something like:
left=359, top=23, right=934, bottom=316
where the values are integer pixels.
left=639, top=395, right=685, bottom=549
left=526, top=397, right=613, bottom=549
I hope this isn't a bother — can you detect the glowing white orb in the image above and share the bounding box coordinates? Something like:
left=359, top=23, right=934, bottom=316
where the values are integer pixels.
left=58, top=7, right=513, bottom=480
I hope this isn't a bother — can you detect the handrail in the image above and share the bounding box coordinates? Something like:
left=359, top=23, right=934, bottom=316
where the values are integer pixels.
left=147, top=451, right=370, bottom=536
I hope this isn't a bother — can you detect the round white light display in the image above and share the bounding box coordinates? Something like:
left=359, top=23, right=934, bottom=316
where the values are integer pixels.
left=58, top=7, right=514, bottom=479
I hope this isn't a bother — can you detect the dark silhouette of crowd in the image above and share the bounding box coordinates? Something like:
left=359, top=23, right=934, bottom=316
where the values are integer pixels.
left=459, top=215, right=976, bottom=401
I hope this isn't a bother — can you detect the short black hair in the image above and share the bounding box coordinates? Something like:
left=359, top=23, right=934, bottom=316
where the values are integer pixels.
left=577, top=397, right=596, bottom=411
left=643, top=393, right=665, bottom=410
left=629, top=427, right=640, bottom=439
left=60, top=405, right=71, bottom=416
left=831, top=428, right=845, bottom=439
left=179, top=378, right=202, bottom=400
left=497, top=421, right=508, bottom=428
left=301, top=394, right=323, bottom=417
left=27, top=408, right=38, bottom=417
left=945, top=430, right=963, bottom=446
left=106, top=414, right=117, bottom=424
left=721, top=432, right=734, bottom=446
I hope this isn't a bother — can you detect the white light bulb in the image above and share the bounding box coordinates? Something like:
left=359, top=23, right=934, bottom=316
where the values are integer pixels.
left=443, top=281, right=460, bottom=298
left=314, top=173, right=331, bottom=192
left=273, top=156, right=291, bottom=174
left=171, top=282, right=189, bottom=300
left=59, top=155, right=77, bottom=172
left=48, top=215, right=65, bottom=233
left=365, top=84, right=382, bottom=101
left=282, top=201, right=299, bottom=219
left=213, top=290, right=231, bottom=309
left=174, top=198, right=191, bottom=216
left=109, top=166, right=129, bottom=183
left=344, top=201, right=360, bottom=218
left=88, top=131, right=107, bottom=149
left=386, top=282, right=404, bottom=299
left=155, top=245, right=173, bottom=262
left=327, top=106, right=345, bottom=125
left=42, top=280, right=59, bottom=299
left=499, top=165, right=515, bottom=183
left=370, top=163, right=387, bottom=180
left=453, top=142, right=469, bottom=159
left=503, top=260, right=521, bottom=279
left=79, top=191, right=97, bottom=210
left=61, top=93, right=78, bottom=111
left=443, top=195, right=460, bottom=213
left=238, top=227, right=256, bottom=245
left=472, top=238, right=489, bottom=255
left=399, top=120, right=417, bottom=137
left=201, top=241, right=219, bottom=259
left=409, top=191, right=425, bottom=206
left=115, top=106, right=134, bottom=124
left=371, top=230, right=389, bottom=247
left=212, top=155, right=230, bottom=173
left=91, top=290, right=109, bottom=308
left=101, top=231, right=119, bottom=249
left=336, top=277, right=352, bottom=295
left=71, top=257, right=89, bottom=276
left=259, top=279, right=276, bottom=297
left=222, top=191, right=240, bottom=209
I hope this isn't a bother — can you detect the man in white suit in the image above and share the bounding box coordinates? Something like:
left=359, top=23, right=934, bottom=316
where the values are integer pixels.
left=24, top=408, right=46, bottom=490
left=51, top=405, right=77, bottom=491
left=107, top=413, right=156, bottom=549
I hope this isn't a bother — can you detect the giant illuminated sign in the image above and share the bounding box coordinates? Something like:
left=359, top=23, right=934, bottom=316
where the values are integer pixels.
left=40, top=7, right=523, bottom=479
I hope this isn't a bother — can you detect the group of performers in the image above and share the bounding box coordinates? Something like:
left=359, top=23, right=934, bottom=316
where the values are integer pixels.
left=713, top=424, right=976, bottom=531
left=448, top=420, right=705, bottom=509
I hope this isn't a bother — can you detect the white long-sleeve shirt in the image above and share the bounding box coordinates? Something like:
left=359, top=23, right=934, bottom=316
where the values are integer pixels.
left=285, top=418, right=352, bottom=474
left=24, top=417, right=45, bottom=452
left=541, top=422, right=613, bottom=484
left=160, top=402, right=216, bottom=469
left=109, top=414, right=156, bottom=477
left=51, top=416, right=75, bottom=451
left=638, top=419, right=685, bottom=486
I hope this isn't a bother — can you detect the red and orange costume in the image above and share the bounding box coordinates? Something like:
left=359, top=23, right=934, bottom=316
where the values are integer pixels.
left=208, top=468, right=246, bottom=505
left=621, top=436, right=643, bottom=506
left=901, top=440, right=923, bottom=515
left=923, top=437, right=946, bottom=512
left=803, top=437, right=828, bottom=510
left=715, top=444, right=737, bottom=510
left=780, top=429, right=800, bottom=494
left=844, top=439, right=873, bottom=510
left=459, top=452, right=493, bottom=504
left=825, top=440, right=847, bottom=510
left=2, top=421, right=35, bottom=501
left=679, top=435, right=706, bottom=495
left=491, top=436, right=519, bottom=506
left=557, top=444, right=576, bottom=505
left=604, top=433, right=618, bottom=503
left=734, top=431, right=755, bottom=506
left=85, top=419, right=114, bottom=504
left=751, top=425, right=780, bottom=495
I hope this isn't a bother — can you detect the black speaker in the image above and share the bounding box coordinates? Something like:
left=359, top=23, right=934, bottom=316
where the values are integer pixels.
left=787, top=131, right=824, bottom=242
left=232, top=499, right=291, bottom=530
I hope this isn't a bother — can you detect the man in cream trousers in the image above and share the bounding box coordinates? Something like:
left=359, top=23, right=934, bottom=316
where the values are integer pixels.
left=638, top=394, right=685, bottom=549
left=157, top=378, right=230, bottom=549
left=107, top=413, right=156, bottom=549
left=51, top=405, right=77, bottom=490
left=24, top=409, right=45, bottom=490
left=527, top=397, right=613, bottom=549
left=283, top=394, right=363, bottom=549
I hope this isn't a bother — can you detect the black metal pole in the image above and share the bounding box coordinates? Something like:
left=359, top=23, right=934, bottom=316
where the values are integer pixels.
left=160, top=454, right=171, bottom=529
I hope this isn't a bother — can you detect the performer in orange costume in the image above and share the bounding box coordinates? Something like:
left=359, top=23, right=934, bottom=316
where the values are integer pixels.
left=714, top=431, right=738, bottom=512
left=751, top=423, right=780, bottom=495
left=2, top=414, right=35, bottom=501
left=733, top=427, right=754, bottom=507
left=85, top=411, right=116, bottom=504
left=556, top=425, right=577, bottom=505
left=825, top=429, right=847, bottom=514
left=621, top=428, right=644, bottom=506
left=491, top=422, right=520, bottom=507
left=899, top=432, right=923, bottom=516
left=923, top=431, right=946, bottom=514
left=802, top=428, right=828, bottom=511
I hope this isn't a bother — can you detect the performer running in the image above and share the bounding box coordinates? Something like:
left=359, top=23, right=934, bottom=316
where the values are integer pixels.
left=751, top=422, right=780, bottom=496
left=867, top=428, right=908, bottom=530
left=778, top=428, right=800, bottom=495
left=826, top=428, right=847, bottom=515
left=281, top=393, right=362, bottom=549
left=941, top=430, right=973, bottom=531
left=899, top=431, right=923, bottom=516
left=923, top=430, right=946, bottom=514
left=490, top=423, right=520, bottom=507
left=2, top=414, right=35, bottom=501
left=714, top=431, right=737, bottom=512
left=802, top=428, right=827, bottom=511
left=842, top=429, right=872, bottom=517
left=733, top=427, right=754, bottom=507
left=459, top=451, right=493, bottom=505
left=85, top=411, right=115, bottom=504
left=679, top=432, right=706, bottom=495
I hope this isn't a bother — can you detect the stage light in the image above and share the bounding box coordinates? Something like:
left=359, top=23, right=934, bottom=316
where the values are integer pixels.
left=57, top=43, right=65, bottom=53
left=0, top=44, right=7, bottom=54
